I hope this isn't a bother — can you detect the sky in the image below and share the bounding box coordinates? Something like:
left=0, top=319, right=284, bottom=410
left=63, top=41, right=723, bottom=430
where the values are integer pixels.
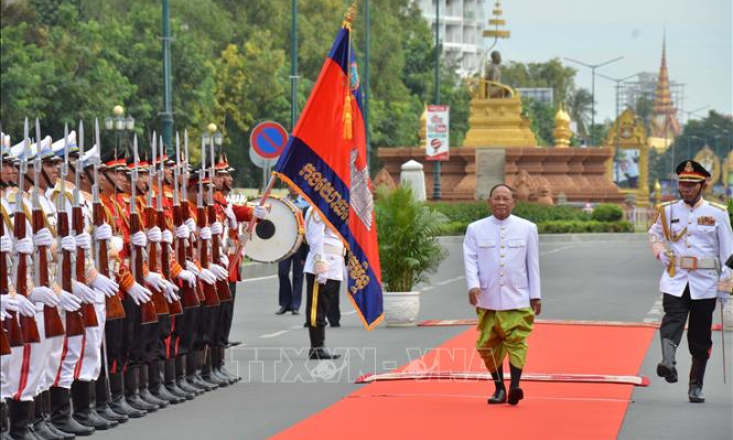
left=492, top=0, right=732, bottom=123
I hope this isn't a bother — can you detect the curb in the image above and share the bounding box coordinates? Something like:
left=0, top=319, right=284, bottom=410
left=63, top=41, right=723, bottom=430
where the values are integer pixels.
left=438, top=233, right=648, bottom=246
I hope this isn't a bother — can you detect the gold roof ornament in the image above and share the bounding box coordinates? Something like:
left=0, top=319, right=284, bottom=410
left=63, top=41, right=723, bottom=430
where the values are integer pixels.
left=553, top=104, right=572, bottom=148
left=484, top=1, right=511, bottom=40
left=342, top=1, right=358, bottom=29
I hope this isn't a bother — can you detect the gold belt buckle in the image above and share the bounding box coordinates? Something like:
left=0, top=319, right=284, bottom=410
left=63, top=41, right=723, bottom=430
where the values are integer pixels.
left=680, top=256, right=698, bottom=270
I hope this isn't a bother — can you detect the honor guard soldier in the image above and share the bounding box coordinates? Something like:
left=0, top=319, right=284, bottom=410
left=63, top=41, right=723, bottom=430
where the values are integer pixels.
left=649, top=160, right=733, bottom=403
left=303, top=206, right=344, bottom=360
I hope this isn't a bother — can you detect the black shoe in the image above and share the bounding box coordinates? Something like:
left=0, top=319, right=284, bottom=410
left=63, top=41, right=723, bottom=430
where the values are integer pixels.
left=657, top=339, right=678, bottom=383
left=688, top=357, right=707, bottom=403
left=108, top=397, right=146, bottom=419
left=189, top=375, right=217, bottom=392
left=176, top=377, right=203, bottom=396
left=139, top=389, right=169, bottom=409
left=218, top=366, right=241, bottom=384
left=275, top=307, right=288, bottom=315
left=124, top=395, right=158, bottom=413
left=165, top=382, right=195, bottom=401
left=330, top=323, right=340, bottom=328
left=507, top=387, right=524, bottom=406
left=73, top=409, right=116, bottom=431
left=309, top=348, right=341, bottom=360
left=291, top=310, right=300, bottom=315
left=487, top=388, right=507, bottom=404
left=94, top=405, right=128, bottom=424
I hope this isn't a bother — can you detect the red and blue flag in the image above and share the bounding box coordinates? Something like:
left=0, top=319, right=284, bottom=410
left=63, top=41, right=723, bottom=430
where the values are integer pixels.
left=273, top=9, right=383, bottom=329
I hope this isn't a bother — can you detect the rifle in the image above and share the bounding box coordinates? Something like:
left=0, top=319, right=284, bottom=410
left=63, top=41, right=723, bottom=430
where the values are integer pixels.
left=174, top=132, right=199, bottom=309
left=146, top=134, right=170, bottom=316
left=9, top=119, right=40, bottom=344
left=57, top=123, right=85, bottom=336
left=1, top=121, right=21, bottom=350
left=207, top=133, right=231, bottom=302
left=158, top=136, right=182, bottom=315
left=183, top=132, right=205, bottom=304
left=198, top=136, right=219, bottom=307
left=33, top=119, right=65, bottom=338
left=73, top=121, right=99, bottom=328
left=93, top=119, right=125, bottom=320
left=130, top=135, right=158, bottom=324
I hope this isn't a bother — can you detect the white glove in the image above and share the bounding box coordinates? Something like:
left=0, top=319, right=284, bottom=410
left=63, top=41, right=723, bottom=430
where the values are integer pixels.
left=253, top=205, right=267, bottom=220
left=1, top=310, right=8, bottom=321
left=317, top=273, right=328, bottom=285
left=177, top=269, right=197, bottom=288
left=75, top=232, right=92, bottom=250
left=210, top=221, right=223, bottom=236
left=198, top=268, right=216, bottom=285
left=161, top=230, right=173, bottom=244
left=164, top=288, right=180, bottom=304
left=28, top=286, right=60, bottom=307
left=220, top=254, right=230, bottom=268
left=14, top=237, right=33, bottom=255
left=199, top=227, right=211, bottom=241
left=1, top=295, right=19, bottom=314
left=209, top=264, right=228, bottom=281
left=658, top=251, right=671, bottom=268
left=145, top=271, right=168, bottom=292
left=224, top=205, right=237, bottom=228
left=314, top=259, right=329, bottom=275
left=184, top=218, right=196, bottom=234
left=185, top=261, right=201, bottom=276
left=58, top=289, right=82, bottom=311
left=718, top=289, right=730, bottom=305
left=14, top=294, right=37, bottom=317
left=33, top=228, right=54, bottom=247
left=131, top=231, right=147, bottom=248
left=73, top=281, right=97, bottom=303
left=174, top=224, right=190, bottom=239
left=91, top=273, right=119, bottom=298
left=0, top=235, right=11, bottom=253
left=94, top=223, right=113, bottom=241
left=110, top=236, right=124, bottom=253
left=61, top=235, right=76, bottom=252
left=147, top=226, right=162, bottom=243
left=126, top=282, right=152, bottom=306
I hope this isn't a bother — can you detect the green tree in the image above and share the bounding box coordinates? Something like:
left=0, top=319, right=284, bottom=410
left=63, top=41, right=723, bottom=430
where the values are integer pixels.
left=567, top=88, right=592, bottom=138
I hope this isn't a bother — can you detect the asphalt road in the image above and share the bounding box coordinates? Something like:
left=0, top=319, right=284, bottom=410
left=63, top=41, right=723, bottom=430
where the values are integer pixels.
left=91, top=234, right=732, bottom=440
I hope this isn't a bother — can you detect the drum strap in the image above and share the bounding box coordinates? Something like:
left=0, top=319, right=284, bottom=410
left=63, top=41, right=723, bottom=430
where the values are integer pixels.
left=310, top=281, right=319, bottom=327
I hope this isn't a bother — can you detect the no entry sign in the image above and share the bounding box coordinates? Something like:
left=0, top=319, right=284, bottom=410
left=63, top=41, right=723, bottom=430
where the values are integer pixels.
left=250, top=121, right=289, bottom=160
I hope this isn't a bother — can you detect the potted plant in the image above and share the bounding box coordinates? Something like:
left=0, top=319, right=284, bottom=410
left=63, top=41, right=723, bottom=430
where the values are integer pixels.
left=376, top=184, right=448, bottom=326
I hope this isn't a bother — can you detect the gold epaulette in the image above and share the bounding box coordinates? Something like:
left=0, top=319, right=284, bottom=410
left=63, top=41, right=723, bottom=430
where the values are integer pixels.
left=708, top=201, right=729, bottom=212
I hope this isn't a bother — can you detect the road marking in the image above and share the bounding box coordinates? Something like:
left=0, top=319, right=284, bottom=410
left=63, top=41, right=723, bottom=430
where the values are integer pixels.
left=240, top=274, right=278, bottom=283
left=644, top=295, right=664, bottom=323
left=259, top=330, right=290, bottom=338
left=343, top=311, right=357, bottom=316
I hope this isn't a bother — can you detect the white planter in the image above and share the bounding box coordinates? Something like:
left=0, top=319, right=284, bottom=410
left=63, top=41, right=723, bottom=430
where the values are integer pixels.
left=383, top=291, right=420, bottom=327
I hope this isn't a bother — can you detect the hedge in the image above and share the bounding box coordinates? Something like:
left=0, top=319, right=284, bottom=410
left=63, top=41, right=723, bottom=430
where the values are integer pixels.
left=537, top=220, right=634, bottom=234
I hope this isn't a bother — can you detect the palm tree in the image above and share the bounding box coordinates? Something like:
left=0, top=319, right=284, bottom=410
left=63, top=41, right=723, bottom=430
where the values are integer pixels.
left=567, top=88, right=593, bottom=138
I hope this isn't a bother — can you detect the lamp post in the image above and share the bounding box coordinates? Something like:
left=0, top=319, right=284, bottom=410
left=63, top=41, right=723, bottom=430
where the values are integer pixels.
left=564, top=56, right=623, bottom=146
left=202, top=122, right=223, bottom=185
left=104, top=105, right=135, bottom=156
left=432, top=0, right=442, bottom=201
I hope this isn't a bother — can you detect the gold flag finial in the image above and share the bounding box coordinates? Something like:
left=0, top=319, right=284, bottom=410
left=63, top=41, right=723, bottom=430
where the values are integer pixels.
left=342, top=2, right=358, bottom=29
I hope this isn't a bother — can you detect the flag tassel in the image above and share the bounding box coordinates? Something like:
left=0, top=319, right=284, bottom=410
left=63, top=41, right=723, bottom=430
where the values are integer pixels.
left=343, top=93, right=353, bottom=140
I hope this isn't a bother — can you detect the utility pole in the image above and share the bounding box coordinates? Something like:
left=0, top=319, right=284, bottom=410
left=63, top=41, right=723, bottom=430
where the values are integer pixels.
left=290, top=0, right=299, bottom=132
left=161, top=0, right=173, bottom=155
left=432, top=0, right=441, bottom=200
left=364, top=0, right=370, bottom=167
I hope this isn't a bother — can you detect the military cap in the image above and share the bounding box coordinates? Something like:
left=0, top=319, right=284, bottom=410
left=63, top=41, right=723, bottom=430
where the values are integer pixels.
left=676, top=160, right=711, bottom=183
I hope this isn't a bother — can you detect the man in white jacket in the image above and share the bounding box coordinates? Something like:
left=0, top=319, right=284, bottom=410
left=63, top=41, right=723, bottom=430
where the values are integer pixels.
left=463, top=184, right=541, bottom=406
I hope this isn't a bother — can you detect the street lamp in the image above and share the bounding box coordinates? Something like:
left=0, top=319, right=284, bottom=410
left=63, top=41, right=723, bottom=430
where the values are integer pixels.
left=104, top=105, right=135, bottom=155
left=565, top=56, right=623, bottom=146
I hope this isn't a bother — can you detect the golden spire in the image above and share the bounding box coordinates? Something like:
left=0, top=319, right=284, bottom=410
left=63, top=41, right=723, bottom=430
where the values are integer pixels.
left=342, top=2, right=358, bottom=29
left=553, top=104, right=572, bottom=148
left=650, top=34, right=681, bottom=140
left=484, top=1, right=511, bottom=40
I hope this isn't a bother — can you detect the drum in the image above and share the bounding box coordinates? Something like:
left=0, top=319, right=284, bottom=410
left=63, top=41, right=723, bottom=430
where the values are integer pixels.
left=244, top=195, right=305, bottom=263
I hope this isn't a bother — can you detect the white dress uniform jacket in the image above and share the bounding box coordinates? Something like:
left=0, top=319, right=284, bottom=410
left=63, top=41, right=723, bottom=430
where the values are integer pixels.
left=303, top=207, right=345, bottom=281
left=463, top=215, right=541, bottom=311
left=648, top=199, right=733, bottom=300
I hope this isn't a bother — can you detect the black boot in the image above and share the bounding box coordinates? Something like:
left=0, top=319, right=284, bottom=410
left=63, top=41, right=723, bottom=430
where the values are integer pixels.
left=688, top=357, right=707, bottom=403
left=164, top=358, right=195, bottom=400
left=138, top=364, right=169, bottom=409
left=41, top=392, right=74, bottom=440
left=47, top=387, right=93, bottom=437
left=173, top=355, right=201, bottom=396
left=108, top=372, right=146, bottom=419
left=507, top=364, right=524, bottom=406
left=124, top=367, right=158, bottom=413
left=308, top=327, right=340, bottom=360
left=184, top=353, right=212, bottom=392
left=192, top=350, right=219, bottom=391
left=202, top=349, right=229, bottom=387
left=32, top=394, right=66, bottom=440
left=657, top=338, right=679, bottom=383
left=69, top=382, right=115, bottom=431
left=8, top=400, right=37, bottom=440
left=487, top=366, right=507, bottom=404
left=1, top=400, right=12, bottom=440
left=92, top=378, right=127, bottom=424
left=149, top=360, right=184, bottom=404
left=216, top=347, right=241, bottom=384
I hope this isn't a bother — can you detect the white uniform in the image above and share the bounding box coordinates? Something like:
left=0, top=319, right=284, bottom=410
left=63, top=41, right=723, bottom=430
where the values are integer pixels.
left=463, top=215, right=541, bottom=311
left=303, top=207, right=345, bottom=280
left=648, top=199, right=733, bottom=299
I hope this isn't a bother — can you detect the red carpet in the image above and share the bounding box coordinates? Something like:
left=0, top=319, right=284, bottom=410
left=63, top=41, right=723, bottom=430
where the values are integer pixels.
left=267, top=323, right=656, bottom=440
